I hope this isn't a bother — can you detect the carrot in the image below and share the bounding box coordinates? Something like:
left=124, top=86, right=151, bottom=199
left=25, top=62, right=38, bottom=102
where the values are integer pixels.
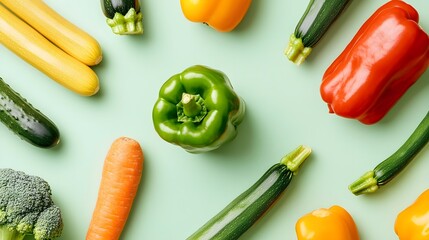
left=86, top=137, right=144, bottom=240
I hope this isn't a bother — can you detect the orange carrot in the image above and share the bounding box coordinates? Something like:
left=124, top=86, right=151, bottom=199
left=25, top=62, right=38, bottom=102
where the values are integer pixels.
left=86, top=137, right=144, bottom=240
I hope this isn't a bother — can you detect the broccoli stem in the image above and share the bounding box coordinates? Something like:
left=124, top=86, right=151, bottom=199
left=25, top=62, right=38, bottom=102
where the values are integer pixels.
left=0, top=225, right=26, bottom=240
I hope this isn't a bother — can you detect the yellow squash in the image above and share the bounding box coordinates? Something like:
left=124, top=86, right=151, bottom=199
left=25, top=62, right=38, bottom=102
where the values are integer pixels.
left=395, top=189, right=429, bottom=240
left=180, top=0, right=252, bottom=32
left=295, top=205, right=360, bottom=240
left=0, top=4, right=99, bottom=96
left=0, top=0, right=102, bottom=66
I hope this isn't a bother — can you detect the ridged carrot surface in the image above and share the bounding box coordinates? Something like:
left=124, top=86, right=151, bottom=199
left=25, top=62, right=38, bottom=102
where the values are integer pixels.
left=86, top=137, right=144, bottom=240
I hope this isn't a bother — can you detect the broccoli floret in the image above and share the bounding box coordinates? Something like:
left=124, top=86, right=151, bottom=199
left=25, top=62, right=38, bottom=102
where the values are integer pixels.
left=0, top=168, right=63, bottom=240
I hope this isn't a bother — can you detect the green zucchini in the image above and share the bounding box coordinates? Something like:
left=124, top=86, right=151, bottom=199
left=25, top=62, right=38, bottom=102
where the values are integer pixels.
left=0, top=77, right=60, bottom=148
left=187, top=145, right=312, bottom=240
left=285, top=0, right=352, bottom=65
left=100, top=0, right=143, bottom=35
left=349, top=111, right=429, bottom=195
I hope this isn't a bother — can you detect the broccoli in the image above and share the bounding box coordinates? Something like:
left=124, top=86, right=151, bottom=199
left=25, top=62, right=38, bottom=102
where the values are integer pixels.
left=0, top=168, right=63, bottom=240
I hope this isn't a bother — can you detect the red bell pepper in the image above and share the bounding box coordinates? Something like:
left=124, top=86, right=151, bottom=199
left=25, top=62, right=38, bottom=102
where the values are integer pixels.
left=320, top=0, right=429, bottom=125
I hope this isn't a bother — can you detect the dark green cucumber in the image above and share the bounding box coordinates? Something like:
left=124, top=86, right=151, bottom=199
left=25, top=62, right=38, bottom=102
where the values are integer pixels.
left=187, top=146, right=311, bottom=240
left=100, top=0, right=143, bottom=35
left=349, top=111, right=429, bottom=195
left=0, top=78, right=60, bottom=148
left=285, top=0, right=352, bottom=64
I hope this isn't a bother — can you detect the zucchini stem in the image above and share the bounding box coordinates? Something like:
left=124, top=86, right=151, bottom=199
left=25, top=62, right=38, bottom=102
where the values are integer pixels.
left=280, top=145, right=312, bottom=173
left=284, top=34, right=312, bottom=65
left=106, top=8, right=143, bottom=35
left=186, top=145, right=312, bottom=240
left=348, top=171, right=379, bottom=195
left=349, top=112, right=429, bottom=195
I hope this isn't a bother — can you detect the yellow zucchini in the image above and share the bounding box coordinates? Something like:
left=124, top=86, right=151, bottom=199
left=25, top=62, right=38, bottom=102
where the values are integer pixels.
left=0, top=0, right=102, bottom=66
left=0, top=5, right=99, bottom=96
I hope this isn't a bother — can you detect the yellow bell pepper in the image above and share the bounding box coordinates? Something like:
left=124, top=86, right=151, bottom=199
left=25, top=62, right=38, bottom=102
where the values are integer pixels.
left=395, top=189, right=429, bottom=240
left=180, top=0, right=252, bottom=32
left=295, top=205, right=360, bottom=240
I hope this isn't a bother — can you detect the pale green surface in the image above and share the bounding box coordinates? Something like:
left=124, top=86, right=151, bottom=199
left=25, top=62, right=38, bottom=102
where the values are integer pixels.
left=0, top=0, right=428, bottom=239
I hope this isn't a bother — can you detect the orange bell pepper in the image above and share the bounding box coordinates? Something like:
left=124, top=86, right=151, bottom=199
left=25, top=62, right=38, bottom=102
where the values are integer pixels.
left=320, top=0, right=429, bottom=124
left=180, top=0, right=252, bottom=32
left=295, top=205, right=360, bottom=240
left=395, top=189, right=429, bottom=240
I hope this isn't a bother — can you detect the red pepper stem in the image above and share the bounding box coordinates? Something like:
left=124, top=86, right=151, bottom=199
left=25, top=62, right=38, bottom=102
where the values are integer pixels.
left=284, top=34, right=312, bottom=65
left=176, top=93, right=208, bottom=123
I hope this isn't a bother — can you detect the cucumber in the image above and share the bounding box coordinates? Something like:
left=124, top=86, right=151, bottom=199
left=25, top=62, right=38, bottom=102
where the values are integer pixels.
left=285, top=0, right=352, bottom=65
left=349, top=111, right=429, bottom=195
left=0, top=77, right=60, bottom=148
left=187, top=145, right=311, bottom=240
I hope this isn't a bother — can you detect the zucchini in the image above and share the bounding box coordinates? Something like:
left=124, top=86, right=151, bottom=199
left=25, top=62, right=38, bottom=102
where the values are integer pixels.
left=187, top=145, right=312, bottom=240
left=0, top=77, right=60, bottom=148
left=0, top=0, right=103, bottom=66
left=349, top=111, right=429, bottom=195
left=101, top=0, right=143, bottom=35
left=0, top=4, right=99, bottom=96
left=285, top=0, right=352, bottom=65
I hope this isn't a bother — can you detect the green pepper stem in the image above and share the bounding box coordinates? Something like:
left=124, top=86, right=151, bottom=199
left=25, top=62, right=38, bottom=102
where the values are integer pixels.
left=284, top=34, right=312, bottom=65
left=181, top=93, right=202, bottom=117
left=106, top=8, right=143, bottom=35
left=280, top=145, right=312, bottom=174
left=177, top=93, right=208, bottom=123
left=348, top=171, right=379, bottom=195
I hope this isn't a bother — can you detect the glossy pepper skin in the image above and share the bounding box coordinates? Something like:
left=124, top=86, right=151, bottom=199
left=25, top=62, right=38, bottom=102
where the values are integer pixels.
left=320, top=0, right=429, bottom=124
left=395, top=189, right=429, bottom=240
left=180, top=0, right=252, bottom=32
left=296, top=205, right=360, bottom=240
left=152, top=65, right=245, bottom=153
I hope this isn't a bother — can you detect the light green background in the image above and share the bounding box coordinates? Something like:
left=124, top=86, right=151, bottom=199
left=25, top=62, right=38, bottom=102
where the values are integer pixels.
left=1, top=0, right=428, bottom=239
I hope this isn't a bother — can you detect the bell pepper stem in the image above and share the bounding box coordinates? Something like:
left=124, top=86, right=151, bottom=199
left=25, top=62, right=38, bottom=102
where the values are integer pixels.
left=182, top=93, right=202, bottom=117
left=177, top=93, right=208, bottom=123
left=280, top=145, right=312, bottom=174
left=285, top=34, right=312, bottom=65
left=348, top=171, right=379, bottom=195
left=106, top=8, right=143, bottom=35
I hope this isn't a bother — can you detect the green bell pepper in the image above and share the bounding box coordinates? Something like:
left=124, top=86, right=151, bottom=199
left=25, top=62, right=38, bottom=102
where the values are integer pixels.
left=152, top=65, right=245, bottom=153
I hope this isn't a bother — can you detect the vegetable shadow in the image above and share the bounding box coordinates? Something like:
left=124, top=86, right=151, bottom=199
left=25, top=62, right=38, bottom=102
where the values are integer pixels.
left=232, top=0, right=262, bottom=33
left=89, top=59, right=108, bottom=100
left=379, top=70, right=429, bottom=125
left=206, top=107, right=256, bottom=162
left=47, top=137, right=65, bottom=153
